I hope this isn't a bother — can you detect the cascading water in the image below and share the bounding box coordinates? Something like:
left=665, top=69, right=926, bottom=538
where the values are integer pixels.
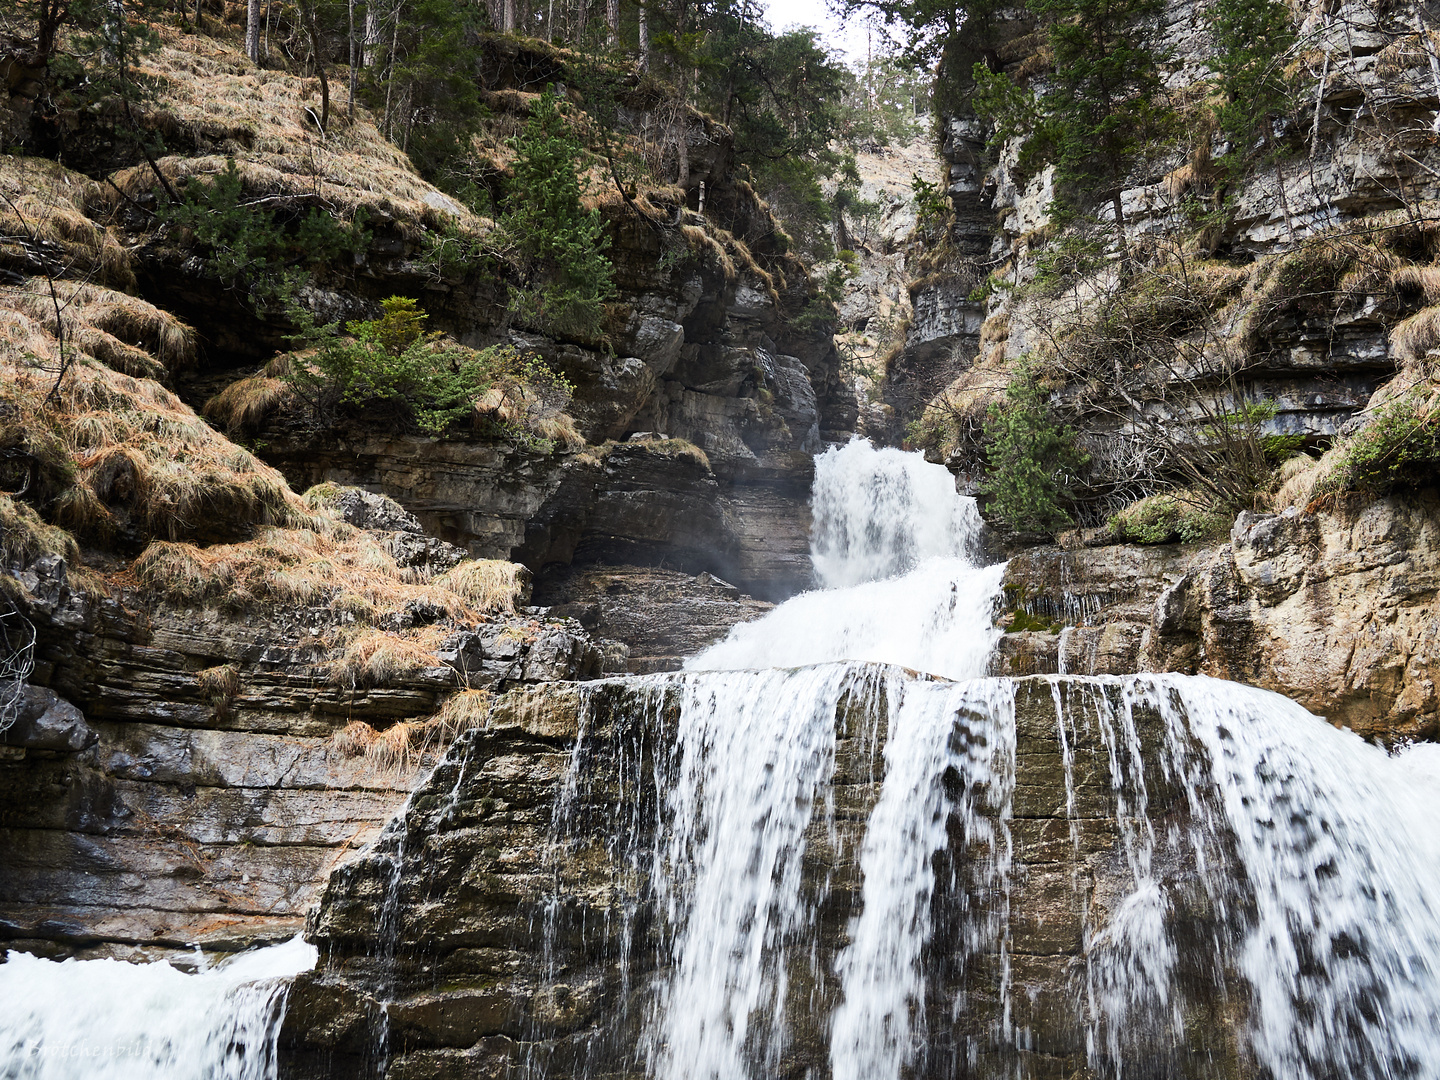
left=694, top=442, right=1006, bottom=677
left=0, top=936, right=316, bottom=1080
left=540, top=438, right=1440, bottom=1080
left=8, top=438, right=1440, bottom=1080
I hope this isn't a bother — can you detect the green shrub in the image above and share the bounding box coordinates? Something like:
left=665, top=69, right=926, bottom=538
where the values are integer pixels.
left=283, top=296, right=566, bottom=438
left=158, top=159, right=369, bottom=312
left=1315, top=397, right=1440, bottom=496
left=980, top=364, right=1088, bottom=533
left=1108, top=494, right=1227, bottom=544
left=500, top=92, right=615, bottom=340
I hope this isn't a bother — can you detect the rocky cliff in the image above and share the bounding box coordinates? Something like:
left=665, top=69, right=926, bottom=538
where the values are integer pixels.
left=0, top=20, right=852, bottom=965
left=895, top=0, right=1440, bottom=742
left=994, top=490, right=1440, bottom=743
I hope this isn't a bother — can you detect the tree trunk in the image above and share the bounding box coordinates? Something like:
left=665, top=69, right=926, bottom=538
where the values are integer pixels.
left=364, top=3, right=380, bottom=66
left=637, top=1, right=649, bottom=71
left=194, top=0, right=204, bottom=32
left=308, top=4, right=329, bottom=131
left=503, top=0, right=516, bottom=32
left=606, top=0, right=618, bottom=44
left=348, top=0, right=358, bottom=120
left=246, top=0, right=261, bottom=61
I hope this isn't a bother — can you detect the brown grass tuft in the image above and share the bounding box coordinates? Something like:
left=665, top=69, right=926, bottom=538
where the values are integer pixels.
left=0, top=494, right=80, bottom=566
left=204, top=375, right=296, bottom=431
left=681, top=224, right=737, bottom=281
left=331, top=687, right=492, bottom=770
left=196, top=662, right=240, bottom=703
left=1266, top=453, right=1324, bottom=511
left=1, top=280, right=195, bottom=374
left=1389, top=265, right=1440, bottom=306
left=109, top=29, right=491, bottom=244
left=0, top=328, right=309, bottom=545
left=329, top=626, right=447, bottom=689
left=1392, top=306, right=1440, bottom=365
left=0, top=157, right=134, bottom=288
left=434, top=559, right=530, bottom=613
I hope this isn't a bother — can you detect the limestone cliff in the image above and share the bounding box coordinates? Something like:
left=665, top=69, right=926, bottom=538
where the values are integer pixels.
left=897, top=0, right=1440, bottom=741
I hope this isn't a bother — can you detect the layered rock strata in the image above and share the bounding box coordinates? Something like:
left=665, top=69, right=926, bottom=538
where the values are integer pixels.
left=0, top=547, right=611, bottom=961
left=994, top=492, right=1440, bottom=741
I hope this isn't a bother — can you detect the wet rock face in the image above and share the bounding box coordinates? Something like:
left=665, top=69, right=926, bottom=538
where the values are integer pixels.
left=534, top=564, right=773, bottom=672
left=0, top=551, right=617, bottom=961
left=266, top=435, right=816, bottom=603
left=996, top=493, right=1440, bottom=742
left=280, top=674, right=1249, bottom=1080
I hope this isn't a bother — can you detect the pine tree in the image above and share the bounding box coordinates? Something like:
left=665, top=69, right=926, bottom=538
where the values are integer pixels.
left=1206, top=0, right=1297, bottom=170
left=974, top=0, right=1172, bottom=233
left=501, top=92, right=615, bottom=339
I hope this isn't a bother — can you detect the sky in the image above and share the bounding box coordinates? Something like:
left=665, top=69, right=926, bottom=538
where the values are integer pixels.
left=761, top=0, right=897, bottom=62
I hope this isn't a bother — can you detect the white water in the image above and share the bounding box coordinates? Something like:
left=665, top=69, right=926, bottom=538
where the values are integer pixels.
left=648, top=440, right=1011, bottom=1080
left=829, top=679, right=1015, bottom=1080
left=690, top=441, right=1005, bottom=678
left=652, top=439, right=1440, bottom=1080
left=0, top=936, right=316, bottom=1080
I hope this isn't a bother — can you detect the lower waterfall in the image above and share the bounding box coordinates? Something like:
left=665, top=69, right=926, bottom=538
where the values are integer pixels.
left=6, top=440, right=1440, bottom=1080
left=0, top=936, right=315, bottom=1079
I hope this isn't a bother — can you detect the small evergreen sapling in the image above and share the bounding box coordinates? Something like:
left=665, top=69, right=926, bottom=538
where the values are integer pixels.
left=501, top=92, right=615, bottom=341
left=980, top=364, right=1089, bottom=534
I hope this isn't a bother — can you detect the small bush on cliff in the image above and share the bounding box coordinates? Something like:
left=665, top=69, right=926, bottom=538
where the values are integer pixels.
left=158, top=160, right=369, bottom=313
left=1108, top=494, right=1227, bottom=544
left=283, top=297, right=504, bottom=435
left=981, top=364, right=1088, bottom=534
left=282, top=296, right=575, bottom=445
left=1314, top=396, right=1440, bottom=497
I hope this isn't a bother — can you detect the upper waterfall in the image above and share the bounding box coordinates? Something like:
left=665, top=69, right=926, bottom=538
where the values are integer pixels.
left=809, top=440, right=983, bottom=588
left=690, top=440, right=1005, bottom=678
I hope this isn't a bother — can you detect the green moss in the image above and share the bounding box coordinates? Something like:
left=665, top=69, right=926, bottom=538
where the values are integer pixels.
left=1004, top=610, right=1061, bottom=633
left=1000, top=582, right=1063, bottom=632
left=1109, top=494, right=1228, bottom=545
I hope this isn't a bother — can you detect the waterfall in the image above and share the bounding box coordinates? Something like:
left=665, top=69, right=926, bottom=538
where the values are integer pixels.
left=691, top=440, right=1005, bottom=678
left=0, top=936, right=315, bottom=1080
left=8, top=438, right=1440, bottom=1080
left=629, top=440, right=1440, bottom=1080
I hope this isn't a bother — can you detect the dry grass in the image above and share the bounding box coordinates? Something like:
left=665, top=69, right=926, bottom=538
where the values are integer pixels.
left=0, top=312, right=311, bottom=545
left=1266, top=453, right=1324, bottom=510
left=111, top=28, right=491, bottom=243
left=135, top=526, right=409, bottom=608
left=196, top=662, right=240, bottom=703
left=1388, top=265, right=1440, bottom=305
left=0, top=495, right=80, bottom=566
left=1, top=280, right=195, bottom=377
left=0, top=157, right=133, bottom=288
left=622, top=435, right=712, bottom=472
left=434, top=688, right=495, bottom=730
left=132, top=522, right=531, bottom=625
left=532, top=412, right=586, bottom=451
left=681, top=224, right=737, bottom=281
left=434, top=559, right=530, bottom=613
left=1391, top=306, right=1440, bottom=366
left=203, top=374, right=295, bottom=431
left=329, top=625, right=448, bottom=688
left=978, top=312, right=1011, bottom=351
left=472, top=382, right=586, bottom=451
left=331, top=688, right=493, bottom=770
